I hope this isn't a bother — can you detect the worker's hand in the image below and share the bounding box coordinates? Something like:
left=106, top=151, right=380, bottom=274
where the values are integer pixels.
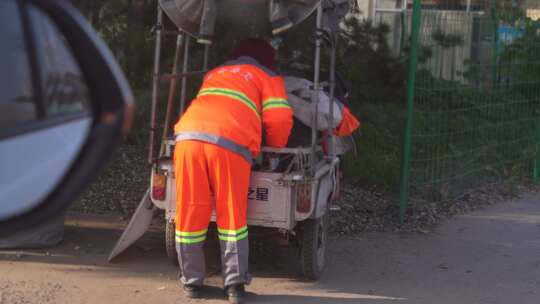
left=265, top=152, right=279, bottom=158
left=264, top=152, right=280, bottom=171
left=269, top=157, right=280, bottom=171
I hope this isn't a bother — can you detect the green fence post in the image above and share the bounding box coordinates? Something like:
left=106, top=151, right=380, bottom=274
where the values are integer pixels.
left=534, top=102, right=540, bottom=183
left=398, top=0, right=422, bottom=223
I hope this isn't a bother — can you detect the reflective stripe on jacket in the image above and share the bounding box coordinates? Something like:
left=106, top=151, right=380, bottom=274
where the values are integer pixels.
left=174, top=56, right=293, bottom=161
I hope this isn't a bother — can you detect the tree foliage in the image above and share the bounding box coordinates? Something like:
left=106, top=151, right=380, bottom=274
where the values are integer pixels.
left=71, top=0, right=157, bottom=90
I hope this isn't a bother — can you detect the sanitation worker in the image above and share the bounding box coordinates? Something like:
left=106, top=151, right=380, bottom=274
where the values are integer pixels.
left=173, top=38, right=293, bottom=304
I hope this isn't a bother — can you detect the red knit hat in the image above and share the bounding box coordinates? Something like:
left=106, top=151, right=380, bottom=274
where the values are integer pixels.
left=232, top=38, right=276, bottom=70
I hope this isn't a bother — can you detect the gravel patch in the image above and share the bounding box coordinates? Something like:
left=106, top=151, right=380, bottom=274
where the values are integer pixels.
left=330, top=182, right=528, bottom=235
left=73, top=144, right=534, bottom=235
left=0, top=281, right=64, bottom=304
left=71, top=144, right=150, bottom=216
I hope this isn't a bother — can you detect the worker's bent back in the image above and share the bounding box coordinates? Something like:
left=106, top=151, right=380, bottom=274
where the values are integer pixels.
left=174, top=56, right=293, bottom=163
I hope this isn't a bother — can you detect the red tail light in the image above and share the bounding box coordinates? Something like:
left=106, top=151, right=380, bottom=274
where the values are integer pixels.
left=296, top=183, right=311, bottom=213
left=152, top=172, right=167, bottom=201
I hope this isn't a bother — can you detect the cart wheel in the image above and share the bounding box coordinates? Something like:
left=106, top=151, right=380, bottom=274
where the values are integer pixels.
left=165, top=221, right=178, bottom=266
left=300, top=212, right=329, bottom=281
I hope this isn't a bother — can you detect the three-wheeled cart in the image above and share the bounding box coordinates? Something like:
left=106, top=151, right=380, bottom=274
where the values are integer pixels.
left=109, top=0, right=350, bottom=281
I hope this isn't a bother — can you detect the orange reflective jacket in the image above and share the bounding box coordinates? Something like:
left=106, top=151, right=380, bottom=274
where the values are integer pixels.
left=174, top=57, right=293, bottom=163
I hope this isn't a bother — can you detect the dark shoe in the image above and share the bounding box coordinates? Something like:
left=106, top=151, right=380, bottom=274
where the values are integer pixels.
left=225, top=284, right=246, bottom=304
left=183, top=284, right=202, bottom=299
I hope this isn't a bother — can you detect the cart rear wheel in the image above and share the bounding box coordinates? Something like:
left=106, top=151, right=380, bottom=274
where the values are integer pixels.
left=165, top=221, right=178, bottom=266
left=300, top=212, right=329, bottom=280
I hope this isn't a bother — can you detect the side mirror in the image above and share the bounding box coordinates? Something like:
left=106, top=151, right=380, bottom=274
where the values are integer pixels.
left=0, top=0, right=134, bottom=236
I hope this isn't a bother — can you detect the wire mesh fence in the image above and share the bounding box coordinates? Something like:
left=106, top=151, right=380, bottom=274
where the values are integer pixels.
left=395, top=0, right=540, bottom=214
left=369, top=0, right=540, bottom=219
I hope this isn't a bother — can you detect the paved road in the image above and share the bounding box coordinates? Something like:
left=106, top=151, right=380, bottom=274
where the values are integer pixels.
left=1, top=193, right=540, bottom=304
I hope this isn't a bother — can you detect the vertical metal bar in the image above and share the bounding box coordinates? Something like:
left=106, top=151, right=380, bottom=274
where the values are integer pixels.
left=400, top=0, right=409, bottom=55
left=327, top=39, right=337, bottom=158
left=179, top=35, right=191, bottom=115
left=203, top=43, right=210, bottom=71
left=148, top=6, right=163, bottom=164
left=466, top=0, right=472, bottom=12
left=491, top=0, right=499, bottom=87
left=311, top=4, right=323, bottom=174
left=159, top=34, right=183, bottom=157
left=398, top=0, right=421, bottom=223
left=399, top=10, right=406, bottom=56
left=372, top=0, right=378, bottom=24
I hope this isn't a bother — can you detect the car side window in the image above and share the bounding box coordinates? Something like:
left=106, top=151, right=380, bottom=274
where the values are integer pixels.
left=0, top=0, right=36, bottom=129
left=28, top=4, right=91, bottom=118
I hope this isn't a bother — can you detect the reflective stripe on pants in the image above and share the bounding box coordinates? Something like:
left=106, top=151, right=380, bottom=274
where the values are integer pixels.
left=174, top=140, right=251, bottom=287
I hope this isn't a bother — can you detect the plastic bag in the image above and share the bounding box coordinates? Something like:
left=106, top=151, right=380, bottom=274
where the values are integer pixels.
left=284, top=76, right=343, bottom=131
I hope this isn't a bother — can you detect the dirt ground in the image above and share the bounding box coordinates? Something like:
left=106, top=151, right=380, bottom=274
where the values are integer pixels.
left=2, top=193, right=540, bottom=304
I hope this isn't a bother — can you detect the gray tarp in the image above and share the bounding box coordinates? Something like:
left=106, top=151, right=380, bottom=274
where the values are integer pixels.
left=285, top=76, right=343, bottom=131
left=285, top=76, right=355, bottom=155
left=159, top=0, right=320, bottom=40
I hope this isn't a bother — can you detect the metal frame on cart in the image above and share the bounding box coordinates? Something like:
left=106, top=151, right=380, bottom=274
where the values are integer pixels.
left=147, top=3, right=339, bottom=170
